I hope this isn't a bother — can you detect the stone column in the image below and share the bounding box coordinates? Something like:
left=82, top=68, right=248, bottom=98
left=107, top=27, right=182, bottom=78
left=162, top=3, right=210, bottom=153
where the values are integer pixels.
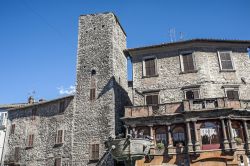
left=228, top=119, right=236, bottom=149
left=192, top=120, right=200, bottom=151
left=186, top=121, right=193, bottom=152
left=148, top=125, right=154, bottom=140
left=242, top=120, right=250, bottom=151
left=124, top=125, right=129, bottom=137
left=220, top=117, right=230, bottom=150
left=167, top=124, right=174, bottom=154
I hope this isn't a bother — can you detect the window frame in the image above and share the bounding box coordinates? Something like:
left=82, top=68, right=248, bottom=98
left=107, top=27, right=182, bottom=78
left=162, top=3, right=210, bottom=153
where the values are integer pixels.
left=144, top=92, right=159, bottom=105
left=90, top=144, right=99, bottom=161
left=225, top=88, right=240, bottom=100
left=179, top=52, right=197, bottom=73
left=183, top=88, right=200, bottom=100
left=142, top=56, right=158, bottom=77
left=59, top=101, right=65, bottom=113
left=55, top=129, right=64, bottom=145
left=11, top=124, right=15, bottom=134
left=90, top=88, right=96, bottom=101
left=26, top=134, right=34, bottom=148
left=217, top=51, right=235, bottom=71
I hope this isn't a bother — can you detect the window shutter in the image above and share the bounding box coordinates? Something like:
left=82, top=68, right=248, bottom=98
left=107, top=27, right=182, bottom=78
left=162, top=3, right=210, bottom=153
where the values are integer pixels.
left=91, top=144, right=99, bottom=160
left=145, top=58, right=156, bottom=76
left=182, top=53, right=194, bottom=72
left=233, top=91, right=239, bottom=100
left=56, top=130, right=63, bottom=144
left=146, top=94, right=159, bottom=105
left=220, top=52, right=233, bottom=70
left=193, top=90, right=199, bottom=99
left=28, top=134, right=34, bottom=147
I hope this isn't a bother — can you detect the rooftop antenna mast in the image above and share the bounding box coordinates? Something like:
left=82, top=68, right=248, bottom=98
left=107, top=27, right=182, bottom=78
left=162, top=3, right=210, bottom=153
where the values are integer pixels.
left=169, top=28, right=176, bottom=43
left=179, top=32, right=184, bottom=41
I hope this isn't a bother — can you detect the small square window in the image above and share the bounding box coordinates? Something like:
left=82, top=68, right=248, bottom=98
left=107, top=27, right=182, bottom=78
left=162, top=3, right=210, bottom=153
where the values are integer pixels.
left=226, top=89, right=239, bottom=100
left=184, top=89, right=200, bottom=100
left=145, top=93, right=159, bottom=105
left=90, top=144, right=99, bottom=160
left=55, top=130, right=64, bottom=144
left=180, top=53, right=196, bottom=73
left=218, top=51, right=234, bottom=71
left=27, top=134, right=34, bottom=147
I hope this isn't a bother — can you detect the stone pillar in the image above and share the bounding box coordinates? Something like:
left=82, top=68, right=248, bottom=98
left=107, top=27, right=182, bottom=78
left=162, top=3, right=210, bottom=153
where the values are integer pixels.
left=242, top=120, right=250, bottom=151
left=220, top=118, right=230, bottom=150
left=228, top=119, right=236, bottom=149
left=148, top=125, right=154, bottom=139
left=124, top=125, right=129, bottom=137
left=186, top=121, right=193, bottom=152
left=167, top=124, right=174, bottom=154
left=192, top=120, right=200, bottom=151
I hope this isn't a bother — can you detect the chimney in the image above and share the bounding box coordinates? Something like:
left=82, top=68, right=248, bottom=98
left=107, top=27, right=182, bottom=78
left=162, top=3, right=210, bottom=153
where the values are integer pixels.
left=28, top=96, right=35, bottom=104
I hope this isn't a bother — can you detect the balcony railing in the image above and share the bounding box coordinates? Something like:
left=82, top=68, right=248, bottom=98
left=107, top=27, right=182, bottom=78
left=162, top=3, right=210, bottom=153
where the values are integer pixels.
left=124, top=98, right=250, bottom=118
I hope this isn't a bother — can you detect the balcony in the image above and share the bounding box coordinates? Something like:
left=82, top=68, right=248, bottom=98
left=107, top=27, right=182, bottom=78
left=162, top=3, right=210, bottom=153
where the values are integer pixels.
left=124, top=102, right=183, bottom=118
left=124, top=98, right=250, bottom=118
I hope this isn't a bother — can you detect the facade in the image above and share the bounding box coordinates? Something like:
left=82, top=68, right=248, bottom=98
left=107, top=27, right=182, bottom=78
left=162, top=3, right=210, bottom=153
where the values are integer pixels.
left=2, top=12, right=250, bottom=166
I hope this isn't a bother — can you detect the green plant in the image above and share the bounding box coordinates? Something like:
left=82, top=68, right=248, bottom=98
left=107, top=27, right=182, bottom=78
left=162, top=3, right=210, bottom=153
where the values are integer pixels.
left=156, top=142, right=165, bottom=150
left=235, top=137, right=243, bottom=145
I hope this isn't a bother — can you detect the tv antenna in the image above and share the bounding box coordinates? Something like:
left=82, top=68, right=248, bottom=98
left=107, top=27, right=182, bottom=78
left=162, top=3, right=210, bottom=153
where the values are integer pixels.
left=168, top=28, right=176, bottom=42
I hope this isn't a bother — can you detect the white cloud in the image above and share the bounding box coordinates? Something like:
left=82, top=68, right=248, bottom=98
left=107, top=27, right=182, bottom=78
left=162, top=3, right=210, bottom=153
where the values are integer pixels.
left=58, top=85, right=76, bottom=95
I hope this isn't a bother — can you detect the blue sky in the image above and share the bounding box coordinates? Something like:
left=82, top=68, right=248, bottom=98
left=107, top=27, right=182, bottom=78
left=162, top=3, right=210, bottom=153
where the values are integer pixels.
left=0, top=0, right=250, bottom=104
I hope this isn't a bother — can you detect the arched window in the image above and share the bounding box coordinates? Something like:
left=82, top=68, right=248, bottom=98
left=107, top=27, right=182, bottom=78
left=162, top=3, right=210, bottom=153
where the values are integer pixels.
left=172, top=126, right=185, bottom=146
left=200, top=121, right=220, bottom=150
left=136, top=127, right=150, bottom=139
left=232, top=121, right=244, bottom=143
left=155, top=127, right=167, bottom=145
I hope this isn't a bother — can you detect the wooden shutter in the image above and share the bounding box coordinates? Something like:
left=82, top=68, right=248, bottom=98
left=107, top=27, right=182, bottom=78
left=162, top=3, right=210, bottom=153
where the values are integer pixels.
left=59, top=101, right=65, bottom=113
left=91, top=144, right=99, bottom=160
left=11, top=124, right=15, bottom=134
left=145, top=58, right=156, bottom=76
left=90, top=88, right=96, bottom=100
left=182, top=53, right=194, bottom=72
left=28, top=134, right=34, bottom=147
left=193, top=90, right=199, bottom=99
left=54, top=158, right=61, bottom=166
left=56, top=130, right=63, bottom=144
left=220, top=52, right=233, bottom=70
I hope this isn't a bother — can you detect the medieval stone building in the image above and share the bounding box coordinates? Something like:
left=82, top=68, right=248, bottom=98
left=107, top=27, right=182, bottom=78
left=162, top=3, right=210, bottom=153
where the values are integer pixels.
left=3, top=12, right=250, bottom=166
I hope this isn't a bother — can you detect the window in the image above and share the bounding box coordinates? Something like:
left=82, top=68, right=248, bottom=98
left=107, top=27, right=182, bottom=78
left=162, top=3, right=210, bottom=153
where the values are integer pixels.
left=59, top=101, right=65, bottom=113
left=90, top=144, right=99, bottom=160
left=180, top=53, right=195, bottom=72
left=218, top=51, right=234, bottom=70
left=200, top=122, right=220, bottom=150
left=226, top=89, right=239, bottom=100
left=11, top=124, right=15, bottom=134
left=184, top=89, right=199, bottom=100
left=144, top=58, right=157, bottom=77
left=232, top=121, right=244, bottom=143
left=27, top=134, right=34, bottom=147
left=145, top=93, right=159, bottom=105
left=55, top=130, right=64, bottom=144
left=172, top=126, right=185, bottom=146
left=90, top=88, right=96, bottom=101
left=31, top=108, right=37, bottom=120
left=136, top=127, right=150, bottom=139
left=155, top=127, right=167, bottom=146
left=54, top=158, right=62, bottom=166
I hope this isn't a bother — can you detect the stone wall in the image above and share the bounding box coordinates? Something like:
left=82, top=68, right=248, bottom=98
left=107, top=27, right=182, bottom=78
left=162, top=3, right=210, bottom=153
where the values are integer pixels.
left=73, top=12, right=129, bottom=165
left=4, top=96, right=74, bottom=166
left=131, top=44, right=250, bottom=106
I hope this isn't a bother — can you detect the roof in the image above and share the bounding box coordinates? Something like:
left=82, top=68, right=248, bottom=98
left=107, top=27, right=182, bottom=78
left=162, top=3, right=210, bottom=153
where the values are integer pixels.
left=0, top=103, right=28, bottom=110
left=7, top=95, right=74, bottom=111
left=126, top=39, right=250, bottom=53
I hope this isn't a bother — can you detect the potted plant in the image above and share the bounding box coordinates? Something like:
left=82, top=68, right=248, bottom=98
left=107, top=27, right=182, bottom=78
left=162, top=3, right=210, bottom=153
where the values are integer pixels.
left=156, top=142, right=165, bottom=154
left=235, top=137, right=243, bottom=145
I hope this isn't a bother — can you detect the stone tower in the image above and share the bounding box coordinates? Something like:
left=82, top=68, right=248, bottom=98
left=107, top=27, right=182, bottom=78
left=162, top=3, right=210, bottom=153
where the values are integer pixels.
left=73, top=12, right=128, bottom=165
